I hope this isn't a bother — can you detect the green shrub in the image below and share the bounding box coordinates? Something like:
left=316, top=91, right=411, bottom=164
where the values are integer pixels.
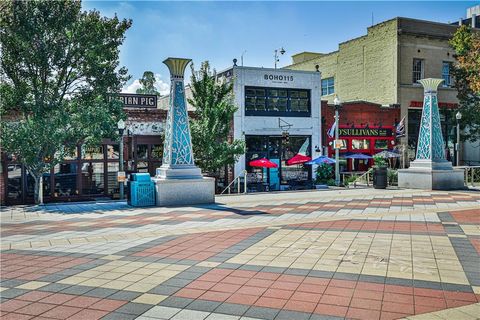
left=387, top=169, right=398, bottom=186
left=315, top=163, right=334, bottom=184
left=373, top=155, right=387, bottom=168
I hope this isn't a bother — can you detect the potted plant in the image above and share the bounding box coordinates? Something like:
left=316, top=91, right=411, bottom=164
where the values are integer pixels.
left=314, top=163, right=333, bottom=189
left=372, top=155, right=388, bottom=189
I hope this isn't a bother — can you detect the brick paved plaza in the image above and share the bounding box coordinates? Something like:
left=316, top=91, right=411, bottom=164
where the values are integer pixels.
left=1, top=189, right=479, bottom=320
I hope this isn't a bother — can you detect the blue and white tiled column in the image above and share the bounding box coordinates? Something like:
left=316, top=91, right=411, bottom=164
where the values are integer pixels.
left=157, top=58, right=202, bottom=179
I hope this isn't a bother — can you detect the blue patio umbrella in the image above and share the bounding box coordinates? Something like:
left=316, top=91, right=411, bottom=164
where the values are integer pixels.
left=305, top=155, right=336, bottom=165
left=343, top=153, right=372, bottom=159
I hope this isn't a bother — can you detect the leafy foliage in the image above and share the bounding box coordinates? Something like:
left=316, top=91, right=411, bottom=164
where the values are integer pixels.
left=0, top=0, right=131, bottom=203
left=373, top=155, right=387, bottom=168
left=136, top=71, right=160, bottom=96
left=315, top=163, right=333, bottom=184
left=188, top=61, right=244, bottom=176
left=449, top=25, right=480, bottom=142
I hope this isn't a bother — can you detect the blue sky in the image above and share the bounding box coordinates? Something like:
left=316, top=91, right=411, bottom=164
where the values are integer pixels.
left=82, top=1, right=478, bottom=94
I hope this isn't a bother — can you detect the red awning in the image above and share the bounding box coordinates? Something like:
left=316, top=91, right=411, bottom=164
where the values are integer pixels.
left=286, top=154, right=312, bottom=166
left=249, top=158, right=278, bottom=168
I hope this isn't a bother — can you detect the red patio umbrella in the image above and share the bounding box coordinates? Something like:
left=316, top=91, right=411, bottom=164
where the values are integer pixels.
left=249, top=158, right=278, bottom=168
left=286, top=154, right=312, bottom=166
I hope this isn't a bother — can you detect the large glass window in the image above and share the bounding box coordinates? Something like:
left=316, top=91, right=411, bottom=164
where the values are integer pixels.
left=81, top=163, right=104, bottom=194
left=151, top=144, right=163, bottom=160
left=442, top=62, right=453, bottom=87
left=54, top=164, right=78, bottom=197
left=412, top=59, right=424, bottom=84
left=245, top=86, right=310, bottom=116
left=321, top=77, right=334, bottom=96
left=374, top=140, right=389, bottom=150
left=6, top=164, right=23, bottom=202
left=352, top=139, right=370, bottom=150
left=107, top=144, right=120, bottom=159
left=82, top=145, right=104, bottom=160
left=107, top=163, right=119, bottom=196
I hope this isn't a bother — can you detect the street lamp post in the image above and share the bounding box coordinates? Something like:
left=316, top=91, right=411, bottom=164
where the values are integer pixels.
left=455, top=111, right=462, bottom=167
left=117, top=119, right=126, bottom=200
left=334, top=96, right=341, bottom=186
left=274, top=47, right=286, bottom=69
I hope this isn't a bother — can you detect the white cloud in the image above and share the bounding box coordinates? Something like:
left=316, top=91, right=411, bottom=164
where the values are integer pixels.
left=123, top=73, right=170, bottom=96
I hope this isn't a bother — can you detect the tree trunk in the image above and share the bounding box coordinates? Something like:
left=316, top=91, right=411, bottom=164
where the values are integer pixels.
left=32, top=173, right=43, bottom=205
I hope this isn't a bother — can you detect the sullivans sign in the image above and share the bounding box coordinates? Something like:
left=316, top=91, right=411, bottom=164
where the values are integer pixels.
left=339, top=128, right=393, bottom=137
left=115, top=93, right=157, bottom=108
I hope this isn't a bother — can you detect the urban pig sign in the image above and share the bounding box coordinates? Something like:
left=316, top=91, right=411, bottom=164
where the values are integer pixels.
left=117, top=93, right=157, bottom=108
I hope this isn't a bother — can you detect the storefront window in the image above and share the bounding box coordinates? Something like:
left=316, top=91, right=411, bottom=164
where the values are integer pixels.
left=136, top=144, right=148, bottom=159
left=245, top=86, right=310, bottom=116
left=151, top=144, right=163, bottom=160
left=81, top=163, right=104, bottom=194
left=54, top=164, right=78, bottom=197
left=375, top=140, right=389, bottom=149
left=6, top=164, right=22, bottom=202
left=107, top=163, right=119, bottom=196
left=352, top=139, right=370, bottom=150
left=82, top=145, right=104, bottom=160
left=107, top=144, right=120, bottom=159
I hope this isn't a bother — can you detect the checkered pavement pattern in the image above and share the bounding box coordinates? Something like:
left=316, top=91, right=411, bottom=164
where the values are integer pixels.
left=1, top=190, right=479, bottom=320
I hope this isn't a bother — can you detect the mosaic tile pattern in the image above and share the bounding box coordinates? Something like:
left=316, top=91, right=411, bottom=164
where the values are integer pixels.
left=1, top=190, right=479, bottom=320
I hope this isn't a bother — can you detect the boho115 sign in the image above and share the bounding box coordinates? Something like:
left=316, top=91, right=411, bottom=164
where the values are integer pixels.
left=116, top=93, right=157, bottom=108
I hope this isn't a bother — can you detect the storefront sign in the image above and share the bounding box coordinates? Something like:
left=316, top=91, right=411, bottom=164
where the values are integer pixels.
left=339, top=128, right=392, bottom=137
left=410, top=101, right=458, bottom=109
left=264, top=74, right=294, bottom=83
left=117, top=171, right=126, bottom=182
left=117, top=93, right=157, bottom=108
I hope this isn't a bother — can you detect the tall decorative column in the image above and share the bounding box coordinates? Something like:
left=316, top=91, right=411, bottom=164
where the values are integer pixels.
left=398, top=78, right=464, bottom=190
left=153, top=57, right=215, bottom=205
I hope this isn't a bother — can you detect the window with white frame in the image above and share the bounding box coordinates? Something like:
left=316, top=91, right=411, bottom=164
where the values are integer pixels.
left=412, top=59, right=424, bottom=84
left=321, top=77, right=334, bottom=96
left=442, top=61, right=453, bottom=87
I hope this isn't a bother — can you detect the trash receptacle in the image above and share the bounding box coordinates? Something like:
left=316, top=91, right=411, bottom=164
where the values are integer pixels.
left=130, top=173, right=156, bottom=207
left=373, top=166, right=388, bottom=189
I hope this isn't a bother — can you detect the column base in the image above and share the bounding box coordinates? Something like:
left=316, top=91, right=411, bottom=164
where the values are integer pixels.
left=153, top=177, right=215, bottom=206
left=398, top=165, right=465, bottom=190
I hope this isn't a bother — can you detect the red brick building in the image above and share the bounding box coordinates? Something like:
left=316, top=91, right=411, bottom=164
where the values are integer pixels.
left=322, top=101, right=401, bottom=171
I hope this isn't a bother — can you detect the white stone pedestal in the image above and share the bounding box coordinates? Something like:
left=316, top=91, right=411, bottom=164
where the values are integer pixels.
left=398, top=160, right=465, bottom=190
left=153, top=177, right=215, bottom=206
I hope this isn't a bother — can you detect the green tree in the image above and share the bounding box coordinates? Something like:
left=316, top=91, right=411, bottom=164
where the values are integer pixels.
left=188, top=61, right=244, bottom=180
left=136, top=71, right=160, bottom=96
left=450, top=25, right=480, bottom=142
left=0, top=0, right=132, bottom=203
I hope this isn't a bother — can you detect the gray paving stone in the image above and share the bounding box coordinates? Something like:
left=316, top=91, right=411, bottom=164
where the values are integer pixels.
left=244, top=306, right=280, bottom=320
left=159, top=297, right=194, bottom=309
left=275, top=310, right=311, bottom=320
left=215, top=302, right=249, bottom=316
left=115, top=302, right=153, bottom=316
left=0, top=279, right=28, bottom=288
left=85, top=287, right=118, bottom=298
left=60, top=285, right=92, bottom=296
left=187, top=299, right=221, bottom=312
left=0, top=288, right=29, bottom=299
left=161, top=278, right=193, bottom=288
left=39, top=283, right=72, bottom=293
left=149, top=285, right=181, bottom=295
left=108, top=290, right=143, bottom=301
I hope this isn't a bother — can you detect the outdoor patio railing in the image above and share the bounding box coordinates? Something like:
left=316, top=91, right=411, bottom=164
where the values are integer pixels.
left=220, top=170, right=247, bottom=195
left=456, top=165, right=480, bottom=187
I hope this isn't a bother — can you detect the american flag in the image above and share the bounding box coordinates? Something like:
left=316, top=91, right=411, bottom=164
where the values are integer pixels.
left=396, top=116, right=406, bottom=137
left=327, top=122, right=336, bottom=138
